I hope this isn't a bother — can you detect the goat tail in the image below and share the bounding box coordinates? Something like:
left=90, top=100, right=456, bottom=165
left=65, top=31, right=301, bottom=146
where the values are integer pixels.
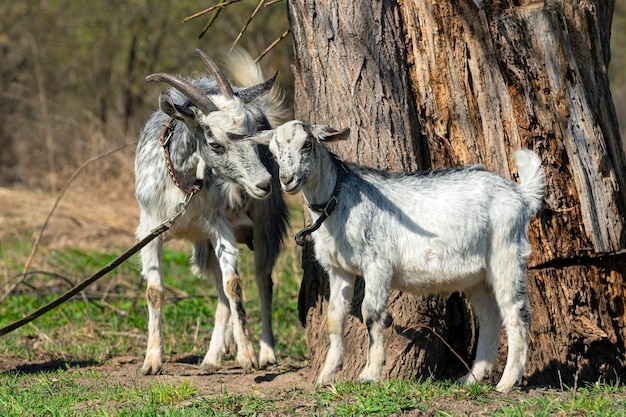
left=222, top=48, right=291, bottom=128
left=512, top=149, right=545, bottom=214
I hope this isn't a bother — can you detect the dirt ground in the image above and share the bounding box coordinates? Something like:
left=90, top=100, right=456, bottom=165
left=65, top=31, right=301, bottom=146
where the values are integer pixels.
left=0, top=352, right=540, bottom=416
left=0, top=351, right=561, bottom=416
left=0, top=353, right=314, bottom=401
left=0, top=186, right=139, bottom=250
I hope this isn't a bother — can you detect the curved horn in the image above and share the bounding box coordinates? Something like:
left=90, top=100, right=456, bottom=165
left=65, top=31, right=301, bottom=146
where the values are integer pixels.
left=195, top=49, right=234, bottom=100
left=145, top=73, right=217, bottom=115
left=235, top=72, right=279, bottom=104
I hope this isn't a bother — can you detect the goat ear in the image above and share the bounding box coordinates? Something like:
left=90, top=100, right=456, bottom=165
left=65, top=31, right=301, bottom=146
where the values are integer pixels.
left=236, top=72, right=279, bottom=103
left=312, top=125, right=351, bottom=143
left=159, top=92, right=199, bottom=127
left=246, top=130, right=274, bottom=145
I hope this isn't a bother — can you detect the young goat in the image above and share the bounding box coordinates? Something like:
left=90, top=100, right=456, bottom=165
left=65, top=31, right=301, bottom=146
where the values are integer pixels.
left=135, top=49, right=289, bottom=375
left=252, top=120, right=545, bottom=393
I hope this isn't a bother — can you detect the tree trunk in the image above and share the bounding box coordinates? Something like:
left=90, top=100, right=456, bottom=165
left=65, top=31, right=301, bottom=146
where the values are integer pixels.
left=288, top=0, right=626, bottom=388
left=289, top=0, right=476, bottom=382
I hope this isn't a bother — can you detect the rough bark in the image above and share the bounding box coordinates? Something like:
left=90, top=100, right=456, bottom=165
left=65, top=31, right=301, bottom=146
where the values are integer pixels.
left=289, top=0, right=474, bottom=381
left=288, top=0, right=626, bottom=387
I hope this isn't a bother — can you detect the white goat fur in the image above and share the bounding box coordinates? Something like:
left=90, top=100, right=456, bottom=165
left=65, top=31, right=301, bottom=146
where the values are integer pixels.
left=254, top=120, right=545, bottom=393
left=135, top=50, right=289, bottom=376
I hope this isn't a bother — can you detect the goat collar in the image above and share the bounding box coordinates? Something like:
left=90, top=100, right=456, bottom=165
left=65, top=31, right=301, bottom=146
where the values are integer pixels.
left=160, top=117, right=204, bottom=195
left=295, top=161, right=348, bottom=247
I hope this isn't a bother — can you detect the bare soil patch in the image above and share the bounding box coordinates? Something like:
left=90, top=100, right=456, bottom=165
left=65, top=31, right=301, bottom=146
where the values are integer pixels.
left=0, top=353, right=556, bottom=416
left=0, top=186, right=138, bottom=250
left=0, top=353, right=312, bottom=398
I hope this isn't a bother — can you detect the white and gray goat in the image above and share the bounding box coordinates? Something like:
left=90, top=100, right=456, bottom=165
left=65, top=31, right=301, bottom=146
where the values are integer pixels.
left=135, top=49, right=289, bottom=375
left=251, top=120, right=545, bottom=393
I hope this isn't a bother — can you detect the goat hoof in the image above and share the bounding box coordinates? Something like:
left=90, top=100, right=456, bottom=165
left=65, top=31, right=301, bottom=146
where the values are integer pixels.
left=141, top=352, right=163, bottom=376
left=236, top=340, right=258, bottom=371
left=238, top=359, right=256, bottom=373
left=141, top=362, right=163, bottom=376
left=141, top=366, right=163, bottom=376
left=200, top=349, right=223, bottom=372
left=315, top=372, right=335, bottom=388
left=495, top=377, right=519, bottom=394
left=358, top=371, right=380, bottom=384
left=237, top=352, right=258, bottom=372
left=199, top=360, right=220, bottom=373
left=258, top=356, right=277, bottom=370
left=459, top=372, right=478, bottom=386
left=258, top=346, right=277, bottom=369
left=495, top=383, right=514, bottom=394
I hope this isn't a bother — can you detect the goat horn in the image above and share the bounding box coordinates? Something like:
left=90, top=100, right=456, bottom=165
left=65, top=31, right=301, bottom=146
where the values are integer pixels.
left=145, top=73, right=217, bottom=115
left=195, top=49, right=235, bottom=100
left=236, top=72, right=279, bottom=104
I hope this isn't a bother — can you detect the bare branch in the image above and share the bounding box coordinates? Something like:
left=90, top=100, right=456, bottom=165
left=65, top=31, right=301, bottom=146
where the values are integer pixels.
left=197, top=0, right=242, bottom=39
left=230, top=0, right=266, bottom=52
left=182, top=0, right=240, bottom=23
left=255, top=29, right=290, bottom=63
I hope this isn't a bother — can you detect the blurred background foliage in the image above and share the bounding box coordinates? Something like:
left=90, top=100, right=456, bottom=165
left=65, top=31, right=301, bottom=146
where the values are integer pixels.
left=0, top=0, right=624, bottom=194
left=0, top=0, right=293, bottom=193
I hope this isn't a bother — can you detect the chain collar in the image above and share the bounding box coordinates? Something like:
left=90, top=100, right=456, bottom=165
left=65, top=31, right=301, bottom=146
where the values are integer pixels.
left=159, top=117, right=203, bottom=195
left=295, top=161, right=348, bottom=247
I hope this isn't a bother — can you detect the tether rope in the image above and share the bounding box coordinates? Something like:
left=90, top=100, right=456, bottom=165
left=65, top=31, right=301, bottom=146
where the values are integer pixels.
left=0, top=192, right=196, bottom=337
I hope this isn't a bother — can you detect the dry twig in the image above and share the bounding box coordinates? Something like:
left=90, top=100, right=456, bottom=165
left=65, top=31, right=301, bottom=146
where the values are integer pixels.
left=182, top=0, right=240, bottom=23
left=197, top=0, right=242, bottom=39
left=1, top=141, right=137, bottom=303
left=186, top=0, right=289, bottom=60
left=230, top=0, right=266, bottom=52
left=255, top=29, right=290, bottom=63
left=404, top=323, right=474, bottom=377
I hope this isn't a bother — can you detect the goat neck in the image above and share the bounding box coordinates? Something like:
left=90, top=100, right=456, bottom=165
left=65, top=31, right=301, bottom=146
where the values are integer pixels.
left=302, top=149, right=346, bottom=213
left=294, top=151, right=347, bottom=246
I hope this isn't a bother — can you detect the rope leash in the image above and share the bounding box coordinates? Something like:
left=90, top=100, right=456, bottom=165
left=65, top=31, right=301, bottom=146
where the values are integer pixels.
left=0, top=189, right=198, bottom=337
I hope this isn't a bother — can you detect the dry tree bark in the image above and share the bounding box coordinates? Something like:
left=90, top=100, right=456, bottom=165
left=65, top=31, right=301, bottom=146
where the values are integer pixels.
left=288, top=0, right=626, bottom=387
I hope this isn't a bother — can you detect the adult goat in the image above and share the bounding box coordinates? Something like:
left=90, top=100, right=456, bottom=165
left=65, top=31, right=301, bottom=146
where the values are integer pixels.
left=135, top=49, right=289, bottom=375
left=251, top=120, right=545, bottom=393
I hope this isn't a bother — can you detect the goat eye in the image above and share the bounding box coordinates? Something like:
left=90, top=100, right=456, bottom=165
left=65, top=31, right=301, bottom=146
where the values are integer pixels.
left=208, top=141, right=225, bottom=154
left=301, top=141, right=313, bottom=154
left=227, top=133, right=247, bottom=141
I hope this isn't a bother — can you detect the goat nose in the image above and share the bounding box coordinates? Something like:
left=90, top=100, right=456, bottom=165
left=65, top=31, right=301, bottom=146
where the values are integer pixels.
left=280, top=172, right=293, bottom=184
left=257, top=177, right=272, bottom=193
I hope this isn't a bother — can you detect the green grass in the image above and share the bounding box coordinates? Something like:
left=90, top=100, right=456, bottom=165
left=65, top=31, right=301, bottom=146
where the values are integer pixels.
left=1, top=368, right=625, bottom=416
left=494, top=381, right=626, bottom=417
left=0, top=229, right=307, bottom=364
left=0, top=368, right=204, bottom=416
